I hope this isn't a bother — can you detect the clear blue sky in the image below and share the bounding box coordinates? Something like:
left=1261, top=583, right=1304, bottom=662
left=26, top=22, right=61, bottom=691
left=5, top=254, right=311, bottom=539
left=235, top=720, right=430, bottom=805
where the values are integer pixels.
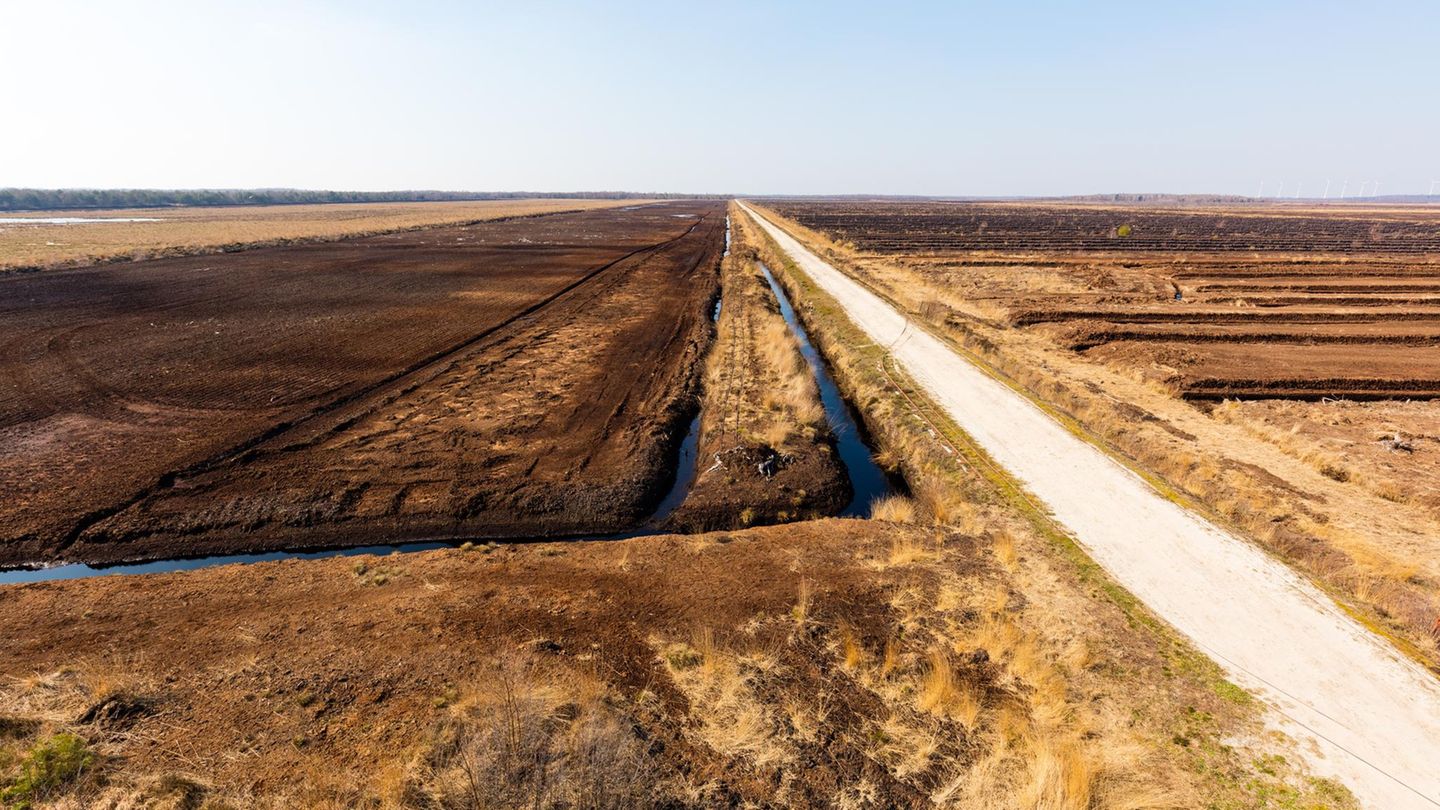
left=3, top=0, right=1437, bottom=196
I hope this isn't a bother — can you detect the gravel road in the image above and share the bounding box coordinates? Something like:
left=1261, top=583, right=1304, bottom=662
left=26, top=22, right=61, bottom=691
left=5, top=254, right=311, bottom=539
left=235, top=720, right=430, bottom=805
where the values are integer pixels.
left=740, top=201, right=1440, bottom=809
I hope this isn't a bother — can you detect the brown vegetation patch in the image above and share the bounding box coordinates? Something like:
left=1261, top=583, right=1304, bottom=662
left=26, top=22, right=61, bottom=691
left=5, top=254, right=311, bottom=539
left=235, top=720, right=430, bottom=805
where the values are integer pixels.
left=1, top=516, right=1345, bottom=807
left=667, top=205, right=849, bottom=531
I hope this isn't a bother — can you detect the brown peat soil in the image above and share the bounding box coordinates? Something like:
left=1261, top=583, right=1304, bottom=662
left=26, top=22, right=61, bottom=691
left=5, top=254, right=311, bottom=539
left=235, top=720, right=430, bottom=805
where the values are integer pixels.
left=0, top=200, right=1352, bottom=809
left=0, top=203, right=724, bottom=566
left=765, top=199, right=1440, bottom=399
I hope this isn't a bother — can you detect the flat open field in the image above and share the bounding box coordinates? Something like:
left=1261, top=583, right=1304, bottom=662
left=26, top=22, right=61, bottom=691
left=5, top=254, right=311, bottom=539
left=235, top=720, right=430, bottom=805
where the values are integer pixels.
left=764, top=200, right=1440, bottom=399
left=0, top=517, right=1329, bottom=808
left=0, top=201, right=1353, bottom=809
left=0, top=202, right=724, bottom=567
left=0, top=198, right=646, bottom=273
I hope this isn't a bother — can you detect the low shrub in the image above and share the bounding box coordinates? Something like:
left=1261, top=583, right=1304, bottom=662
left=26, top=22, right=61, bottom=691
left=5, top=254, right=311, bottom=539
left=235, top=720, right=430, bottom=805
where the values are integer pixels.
left=1, top=732, right=97, bottom=809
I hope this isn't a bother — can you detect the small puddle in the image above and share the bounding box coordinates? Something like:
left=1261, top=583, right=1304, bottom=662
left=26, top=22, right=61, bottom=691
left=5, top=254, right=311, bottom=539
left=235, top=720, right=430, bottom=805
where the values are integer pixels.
left=757, top=261, right=894, bottom=515
left=646, top=416, right=702, bottom=525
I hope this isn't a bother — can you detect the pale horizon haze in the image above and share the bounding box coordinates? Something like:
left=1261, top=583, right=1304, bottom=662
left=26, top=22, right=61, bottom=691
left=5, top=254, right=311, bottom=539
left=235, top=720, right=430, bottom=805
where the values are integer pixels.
left=3, top=0, right=1438, bottom=197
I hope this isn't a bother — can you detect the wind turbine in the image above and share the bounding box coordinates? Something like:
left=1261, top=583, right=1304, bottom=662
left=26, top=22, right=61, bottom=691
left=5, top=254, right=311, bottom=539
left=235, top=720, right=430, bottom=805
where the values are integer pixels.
left=1340, top=179, right=1349, bottom=199
left=1295, top=182, right=1303, bottom=199
left=1323, top=179, right=1331, bottom=200
left=1373, top=181, right=1381, bottom=198
left=1429, top=179, right=1439, bottom=197
left=1276, top=180, right=1284, bottom=199
left=1257, top=180, right=1266, bottom=197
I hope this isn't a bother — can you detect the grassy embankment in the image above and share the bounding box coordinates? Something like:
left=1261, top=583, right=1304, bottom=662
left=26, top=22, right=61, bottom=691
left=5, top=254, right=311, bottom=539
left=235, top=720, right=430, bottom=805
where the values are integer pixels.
left=746, top=202, right=1440, bottom=670
left=667, top=204, right=849, bottom=531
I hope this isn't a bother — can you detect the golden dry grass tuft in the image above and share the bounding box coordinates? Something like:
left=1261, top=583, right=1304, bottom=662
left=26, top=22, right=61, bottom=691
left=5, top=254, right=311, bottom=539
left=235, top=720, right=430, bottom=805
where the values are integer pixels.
left=917, top=651, right=984, bottom=730
left=655, top=632, right=792, bottom=768
left=870, top=494, right=917, bottom=523
left=885, top=533, right=938, bottom=568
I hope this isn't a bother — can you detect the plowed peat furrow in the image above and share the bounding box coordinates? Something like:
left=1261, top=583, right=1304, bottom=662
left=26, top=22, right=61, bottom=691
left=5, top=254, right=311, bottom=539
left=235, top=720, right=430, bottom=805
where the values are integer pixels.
left=1169, top=268, right=1440, bottom=281
left=766, top=200, right=1440, bottom=255
left=1063, top=327, right=1440, bottom=349
left=1221, top=295, right=1440, bottom=306
left=1180, top=377, right=1440, bottom=400
left=760, top=199, right=1440, bottom=402
left=0, top=202, right=725, bottom=567
left=1192, top=281, right=1440, bottom=293
left=1009, top=307, right=1440, bottom=326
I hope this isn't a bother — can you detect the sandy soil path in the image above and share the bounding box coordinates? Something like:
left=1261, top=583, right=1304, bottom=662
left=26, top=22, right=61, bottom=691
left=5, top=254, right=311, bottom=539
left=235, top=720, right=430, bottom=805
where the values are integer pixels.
left=740, top=202, right=1440, bottom=809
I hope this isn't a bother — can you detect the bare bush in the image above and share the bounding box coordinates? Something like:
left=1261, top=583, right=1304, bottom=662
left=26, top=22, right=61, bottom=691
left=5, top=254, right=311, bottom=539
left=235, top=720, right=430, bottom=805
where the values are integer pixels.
left=406, top=654, right=659, bottom=810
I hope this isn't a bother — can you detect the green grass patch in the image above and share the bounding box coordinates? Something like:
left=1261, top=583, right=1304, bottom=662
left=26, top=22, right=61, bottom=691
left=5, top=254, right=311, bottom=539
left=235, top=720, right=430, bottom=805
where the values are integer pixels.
left=1, top=732, right=97, bottom=809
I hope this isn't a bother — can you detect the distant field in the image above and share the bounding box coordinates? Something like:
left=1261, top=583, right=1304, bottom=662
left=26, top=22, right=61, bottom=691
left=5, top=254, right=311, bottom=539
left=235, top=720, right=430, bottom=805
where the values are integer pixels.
left=0, top=198, right=648, bottom=272
left=771, top=200, right=1440, bottom=254
left=0, top=202, right=723, bottom=566
left=765, top=199, right=1440, bottom=399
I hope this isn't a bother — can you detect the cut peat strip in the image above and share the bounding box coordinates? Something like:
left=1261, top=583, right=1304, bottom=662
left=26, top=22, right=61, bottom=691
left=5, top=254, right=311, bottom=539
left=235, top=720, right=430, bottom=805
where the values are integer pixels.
left=53, top=212, right=711, bottom=556
left=644, top=215, right=731, bottom=526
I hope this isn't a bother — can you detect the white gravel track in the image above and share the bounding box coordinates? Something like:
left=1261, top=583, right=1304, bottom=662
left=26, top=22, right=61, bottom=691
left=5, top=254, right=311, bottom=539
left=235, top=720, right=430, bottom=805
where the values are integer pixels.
left=740, top=202, right=1440, bottom=809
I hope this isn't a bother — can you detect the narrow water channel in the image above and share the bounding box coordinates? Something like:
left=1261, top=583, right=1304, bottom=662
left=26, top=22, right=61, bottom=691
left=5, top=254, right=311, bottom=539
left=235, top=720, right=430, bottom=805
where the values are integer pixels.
left=645, top=213, right=729, bottom=525
left=0, top=218, right=896, bottom=586
left=756, top=262, right=894, bottom=516
left=0, top=542, right=454, bottom=585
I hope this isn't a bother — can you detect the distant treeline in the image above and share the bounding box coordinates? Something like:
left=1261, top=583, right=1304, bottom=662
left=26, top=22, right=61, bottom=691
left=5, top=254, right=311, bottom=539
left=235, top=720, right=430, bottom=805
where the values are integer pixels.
left=0, top=188, right=722, bottom=212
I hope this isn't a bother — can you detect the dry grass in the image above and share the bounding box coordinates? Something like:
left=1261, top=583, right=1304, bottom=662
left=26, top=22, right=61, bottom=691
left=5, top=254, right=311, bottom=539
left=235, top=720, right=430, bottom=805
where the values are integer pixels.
left=404, top=651, right=658, bottom=809
left=656, top=632, right=792, bottom=769
left=1211, top=398, right=1440, bottom=515
left=0, top=651, right=665, bottom=809
left=741, top=203, right=1359, bottom=809
left=748, top=201, right=1440, bottom=665
left=792, top=578, right=813, bottom=625
left=917, top=651, right=983, bottom=730
left=991, top=530, right=1019, bottom=570
left=0, top=198, right=644, bottom=272
left=699, top=208, right=828, bottom=456
left=885, top=533, right=937, bottom=568
left=871, top=494, right=917, bottom=523
left=838, top=622, right=866, bottom=670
